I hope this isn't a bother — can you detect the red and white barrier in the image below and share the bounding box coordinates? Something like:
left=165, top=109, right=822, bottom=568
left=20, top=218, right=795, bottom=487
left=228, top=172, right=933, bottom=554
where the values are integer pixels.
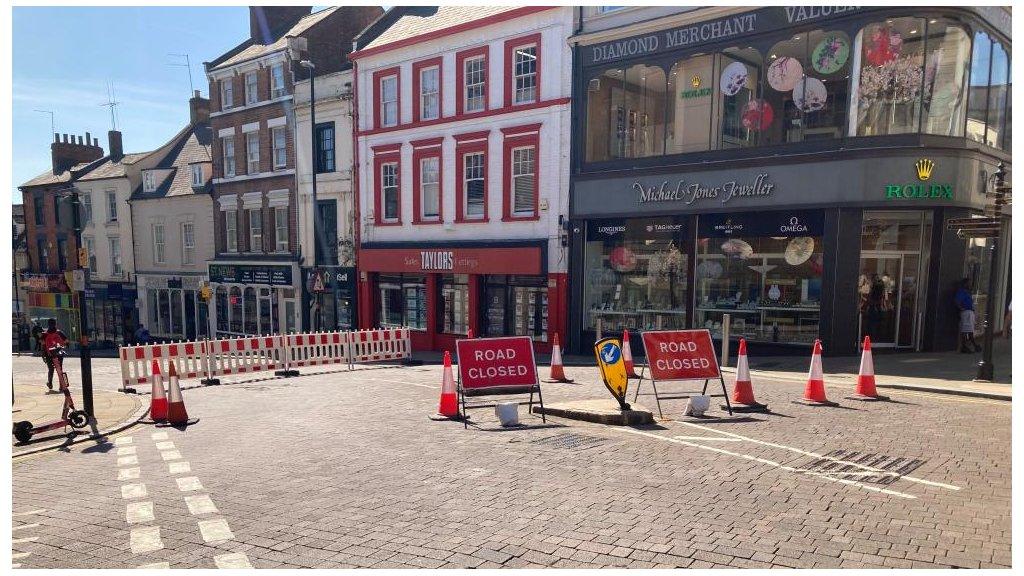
left=207, top=335, right=283, bottom=380
left=288, top=331, right=350, bottom=368
left=120, top=340, right=207, bottom=392
left=350, top=328, right=411, bottom=363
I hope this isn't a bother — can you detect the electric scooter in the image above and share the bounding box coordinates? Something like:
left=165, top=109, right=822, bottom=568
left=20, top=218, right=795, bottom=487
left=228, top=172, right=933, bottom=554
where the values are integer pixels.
left=13, top=345, right=89, bottom=444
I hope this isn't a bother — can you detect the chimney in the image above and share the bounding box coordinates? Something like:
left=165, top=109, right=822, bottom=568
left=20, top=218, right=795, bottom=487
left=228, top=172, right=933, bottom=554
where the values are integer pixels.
left=249, top=6, right=311, bottom=43
left=50, top=131, right=104, bottom=175
left=108, top=130, right=123, bottom=162
left=189, top=90, right=210, bottom=125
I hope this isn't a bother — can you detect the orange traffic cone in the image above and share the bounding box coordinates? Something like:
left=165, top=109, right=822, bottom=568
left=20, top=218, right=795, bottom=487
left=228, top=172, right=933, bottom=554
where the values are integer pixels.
left=621, top=329, right=640, bottom=378
left=847, top=336, right=887, bottom=401
left=430, top=351, right=461, bottom=421
left=794, top=339, right=837, bottom=406
left=543, top=333, right=574, bottom=383
left=724, top=339, right=768, bottom=412
left=163, top=362, right=195, bottom=426
left=150, top=360, right=167, bottom=422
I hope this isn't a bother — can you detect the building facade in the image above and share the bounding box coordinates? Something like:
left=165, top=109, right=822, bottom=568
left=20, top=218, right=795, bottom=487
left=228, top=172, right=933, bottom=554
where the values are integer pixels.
left=204, top=5, right=381, bottom=338
left=351, top=6, right=575, bottom=353
left=131, top=92, right=216, bottom=341
left=568, top=6, right=1012, bottom=356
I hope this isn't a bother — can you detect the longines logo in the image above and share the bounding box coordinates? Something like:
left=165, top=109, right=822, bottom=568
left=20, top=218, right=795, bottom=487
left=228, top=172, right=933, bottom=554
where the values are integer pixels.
left=635, top=173, right=775, bottom=206
left=597, top=225, right=626, bottom=236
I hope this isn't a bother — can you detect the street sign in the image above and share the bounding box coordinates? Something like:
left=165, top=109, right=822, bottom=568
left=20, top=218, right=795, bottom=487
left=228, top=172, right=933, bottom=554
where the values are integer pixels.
left=455, top=336, right=538, bottom=390
left=594, top=337, right=629, bottom=408
left=945, top=217, right=1001, bottom=227
left=78, top=247, right=89, bottom=268
left=311, top=272, right=326, bottom=293
left=71, top=269, right=86, bottom=292
left=641, top=329, right=721, bottom=381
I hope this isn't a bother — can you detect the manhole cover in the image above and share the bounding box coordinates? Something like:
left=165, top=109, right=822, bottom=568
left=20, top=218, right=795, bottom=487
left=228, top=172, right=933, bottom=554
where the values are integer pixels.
left=798, top=450, right=926, bottom=485
left=531, top=433, right=607, bottom=450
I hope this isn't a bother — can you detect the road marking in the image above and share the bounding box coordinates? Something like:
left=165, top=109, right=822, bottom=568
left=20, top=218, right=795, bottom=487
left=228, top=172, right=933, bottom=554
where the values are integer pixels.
left=161, top=450, right=182, bottom=461
left=126, top=501, right=155, bottom=524
left=151, top=431, right=169, bottom=440
left=121, top=483, right=148, bottom=499
left=176, top=477, right=203, bottom=492
left=137, top=562, right=170, bottom=569
left=12, top=523, right=39, bottom=532
left=118, top=467, right=141, bottom=481
left=117, top=446, right=137, bottom=456
left=616, top=428, right=917, bottom=499
left=155, top=441, right=175, bottom=451
left=12, top=537, right=39, bottom=544
left=168, top=461, right=191, bottom=474
left=118, top=456, right=139, bottom=466
left=184, top=494, right=218, bottom=515
left=675, top=420, right=962, bottom=491
left=12, top=509, right=46, bottom=517
left=214, top=552, right=253, bottom=569
left=674, top=436, right=743, bottom=442
left=198, top=518, right=234, bottom=543
left=13, top=552, right=31, bottom=559
left=114, top=436, right=134, bottom=445
left=129, top=526, right=163, bottom=553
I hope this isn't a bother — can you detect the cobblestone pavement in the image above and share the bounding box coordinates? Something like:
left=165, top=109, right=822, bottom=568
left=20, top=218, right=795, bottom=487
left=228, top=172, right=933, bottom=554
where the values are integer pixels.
left=11, top=357, right=1012, bottom=568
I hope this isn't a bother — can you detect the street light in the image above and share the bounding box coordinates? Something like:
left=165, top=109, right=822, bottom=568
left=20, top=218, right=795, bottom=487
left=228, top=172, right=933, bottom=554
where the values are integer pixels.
left=56, top=184, right=95, bottom=420
left=976, top=163, right=1010, bottom=382
left=299, top=59, right=324, bottom=331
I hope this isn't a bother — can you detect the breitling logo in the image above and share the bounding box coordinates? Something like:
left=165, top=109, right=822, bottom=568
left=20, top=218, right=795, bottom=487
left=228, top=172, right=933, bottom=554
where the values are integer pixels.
left=916, top=158, right=934, bottom=181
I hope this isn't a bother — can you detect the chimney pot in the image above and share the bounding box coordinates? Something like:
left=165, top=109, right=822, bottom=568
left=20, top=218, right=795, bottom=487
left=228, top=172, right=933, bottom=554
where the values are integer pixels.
left=85, top=131, right=91, bottom=144
left=108, top=130, right=124, bottom=161
left=53, top=133, right=59, bottom=143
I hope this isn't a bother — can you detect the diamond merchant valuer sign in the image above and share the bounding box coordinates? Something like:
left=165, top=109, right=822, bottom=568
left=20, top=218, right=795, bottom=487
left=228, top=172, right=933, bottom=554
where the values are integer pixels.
left=634, top=173, right=775, bottom=206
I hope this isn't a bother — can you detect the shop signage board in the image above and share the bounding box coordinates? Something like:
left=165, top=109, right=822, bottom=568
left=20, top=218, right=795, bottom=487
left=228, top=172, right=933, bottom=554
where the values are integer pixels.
left=594, top=337, right=630, bottom=409
left=208, top=264, right=293, bottom=286
left=360, top=246, right=544, bottom=275
left=634, top=329, right=733, bottom=417
left=455, top=336, right=545, bottom=427
left=697, top=210, right=824, bottom=238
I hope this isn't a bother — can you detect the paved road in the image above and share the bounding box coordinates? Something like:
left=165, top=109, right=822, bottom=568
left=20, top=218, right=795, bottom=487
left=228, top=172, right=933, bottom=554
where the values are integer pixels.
left=11, top=358, right=1011, bottom=568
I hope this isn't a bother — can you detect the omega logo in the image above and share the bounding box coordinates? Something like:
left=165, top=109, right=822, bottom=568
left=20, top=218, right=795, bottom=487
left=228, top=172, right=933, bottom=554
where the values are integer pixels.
left=779, top=216, right=808, bottom=233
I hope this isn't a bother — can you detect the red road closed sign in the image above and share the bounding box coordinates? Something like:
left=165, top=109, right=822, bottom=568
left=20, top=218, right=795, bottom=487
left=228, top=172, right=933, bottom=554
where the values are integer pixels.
left=455, top=336, right=538, bottom=389
left=641, top=330, right=721, bottom=381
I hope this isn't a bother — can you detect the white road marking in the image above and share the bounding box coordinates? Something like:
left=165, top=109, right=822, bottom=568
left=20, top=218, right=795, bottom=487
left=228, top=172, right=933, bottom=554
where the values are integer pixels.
left=151, top=431, right=169, bottom=440
left=126, top=501, right=155, bottom=524
left=198, top=518, right=234, bottom=543
left=118, top=467, right=141, bottom=481
left=13, top=552, right=31, bottom=559
left=214, top=552, right=253, bottom=569
left=118, top=455, right=139, bottom=466
left=12, top=523, right=39, bottom=532
left=675, top=420, right=962, bottom=491
left=137, top=562, right=170, bottom=569
left=114, top=436, right=134, bottom=445
left=617, top=428, right=917, bottom=499
left=674, top=435, right=743, bottom=442
left=155, top=441, right=175, bottom=451
left=161, top=450, right=182, bottom=461
left=176, top=477, right=203, bottom=492
left=12, top=537, right=39, bottom=544
left=168, top=461, right=191, bottom=474
left=184, top=494, right=218, bottom=515
left=12, top=509, right=46, bottom=517
left=130, top=526, right=163, bottom=553
left=121, top=483, right=148, bottom=499
left=117, top=446, right=137, bottom=456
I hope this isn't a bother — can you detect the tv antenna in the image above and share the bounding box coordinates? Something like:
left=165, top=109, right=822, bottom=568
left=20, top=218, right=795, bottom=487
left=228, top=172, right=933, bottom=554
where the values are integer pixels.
left=33, top=109, right=55, bottom=136
left=167, top=53, right=195, bottom=94
left=99, top=81, right=120, bottom=130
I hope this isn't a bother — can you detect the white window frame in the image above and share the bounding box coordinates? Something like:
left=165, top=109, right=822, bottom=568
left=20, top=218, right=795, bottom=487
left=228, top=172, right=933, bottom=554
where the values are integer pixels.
left=153, top=222, right=166, bottom=264
left=190, top=164, right=203, bottom=187
left=109, top=237, right=122, bottom=276
left=512, top=43, right=538, bottom=105
left=223, top=135, right=236, bottom=178
left=106, top=190, right=118, bottom=222
left=246, top=131, right=260, bottom=174
left=221, top=78, right=234, bottom=110
left=81, top=193, right=92, bottom=225
left=248, top=208, right=263, bottom=252
left=181, top=221, right=195, bottom=265
left=274, top=207, right=288, bottom=252
left=245, top=71, right=258, bottom=104
left=380, top=74, right=398, bottom=127
left=84, top=236, right=95, bottom=271
left=225, top=209, right=238, bottom=253
left=420, top=156, right=440, bottom=220
left=463, top=152, right=486, bottom=219
left=271, top=63, right=286, bottom=98
left=143, top=171, right=156, bottom=193
left=381, top=162, right=399, bottom=222
left=511, top=145, right=536, bottom=216
left=464, top=56, right=486, bottom=113
left=272, top=127, right=287, bottom=169
left=419, top=66, right=439, bottom=121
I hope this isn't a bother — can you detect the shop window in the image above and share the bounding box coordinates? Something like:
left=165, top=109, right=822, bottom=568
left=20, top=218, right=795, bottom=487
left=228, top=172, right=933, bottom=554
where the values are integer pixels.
left=585, top=68, right=621, bottom=161
left=170, top=289, right=183, bottom=336
left=798, top=30, right=851, bottom=141
left=667, top=55, right=715, bottom=153
left=584, top=219, right=689, bottom=335
left=439, top=274, right=469, bottom=335
left=587, top=65, right=667, bottom=161
left=258, top=288, right=275, bottom=335
left=149, top=290, right=160, bottom=328
left=229, top=286, right=243, bottom=333
left=158, top=290, right=170, bottom=335
left=243, top=286, right=257, bottom=335
left=379, top=274, right=426, bottom=330
left=216, top=286, right=228, bottom=333
left=985, top=42, right=1009, bottom=149
left=921, top=22, right=969, bottom=137
left=852, top=18, right=926, bottom=136
left=694, top=212, right=823, bottom=345
left=716, top=47, right=763, bottom=149
left=761, top=36, right=808, bottom=145
left=510, top=279, right=549, bottom=343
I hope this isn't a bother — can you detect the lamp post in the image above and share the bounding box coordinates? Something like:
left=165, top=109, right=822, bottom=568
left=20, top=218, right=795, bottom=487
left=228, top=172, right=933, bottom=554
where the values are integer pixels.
left=66, top=186, right=95, bottom=420
left=976, top=163, right=1009, bottom=382
left=299, top=59, right=324, bottom=331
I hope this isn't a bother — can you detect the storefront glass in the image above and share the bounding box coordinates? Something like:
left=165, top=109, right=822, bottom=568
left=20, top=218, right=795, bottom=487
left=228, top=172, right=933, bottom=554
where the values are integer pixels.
left=852, top=18, right=926, bottom=136
left=694, top=211, right=823, bottom=344
left=482, top=275, right=549, bottom=342
left=921, top=21, right=970, bottom=137
left=379, top=274, right=426, bottom=330
left=439, top=274, right=469, bottom=335
left=216, top=286, right=228, bottom=333
left=859, top=211, right=930, bottom=347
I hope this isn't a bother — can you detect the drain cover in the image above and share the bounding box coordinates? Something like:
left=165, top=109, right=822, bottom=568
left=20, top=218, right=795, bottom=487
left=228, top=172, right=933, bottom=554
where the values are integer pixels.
left=799, top=450, right=926, bottom=485
left=531, top=433, right=607, bottom=450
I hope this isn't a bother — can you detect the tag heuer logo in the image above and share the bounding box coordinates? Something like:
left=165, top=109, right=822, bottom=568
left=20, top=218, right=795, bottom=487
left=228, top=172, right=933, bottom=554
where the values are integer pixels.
left=916, top=158, right=934, bottom=181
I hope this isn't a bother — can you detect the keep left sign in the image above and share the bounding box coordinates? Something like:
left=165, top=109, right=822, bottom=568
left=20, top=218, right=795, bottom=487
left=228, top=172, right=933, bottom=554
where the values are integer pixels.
left=456, top=336, right=538, bottom=389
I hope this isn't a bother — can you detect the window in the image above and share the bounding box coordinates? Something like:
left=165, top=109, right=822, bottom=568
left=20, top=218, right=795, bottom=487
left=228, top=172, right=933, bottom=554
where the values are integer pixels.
left=106, top=190, right=118, bottom=222
left=36, top=239, right=48, bottom=270
left=153, top=223, right=166, bottom=264
left=274, top=207, right=288, bottom=252
left=246, top=131, right=260, bottom=174
left=33, top=194, right=44, bottom=224
left=244, top=287, right=257, bottom=334
left=182, top=222, right=195, bottom=265
left=272, top=127, right=287, bottom=168
left=464, top=55, right=487, bottom=113
left=380, top=74, right=398, bottom=127
left=588, top=64, right=669, bottom=161
left=510, top=146, right=536, bottom=216
left=223, top=135, right=236, bottom=177
left=512, top=44, right=538, bottom=104
left=229, top=286, right=243, bottom=333
left=463, top=152, right=486, bottom=219
left=245, top=71, right=258, bottom=104
left=225, top=209, right=238, bottom=252
left=81, top=192, right=92, bottom=224
left=381, top=162, right=399, bottom=222
left=379, top=274, right=427, bottom=330
left=53, top=196, right=61, bottom=225
left=215, top=286, right=228, bottom=333
left=190, top=164, right=203, bottom=187
left=419, top=156, right=440, bottom=220
left=597, top=6, right=624, bottom=14
left=143, top=170, right=156, bottom=192
left=852, top=18, right=926, bottom=136
left=271, top=63, right=286, bottom=98
left=439, top=274, right=469, bottom=335
left=667, top=54, right=715, bottom=153
left=109, top=237, right=122, bottom=276
left=419, top=65, right=440, bottom=120
left=985, top=41, right=1010, bottom=148
left=221, top=78, right=234, bottom=110
left=716, top=47, right=763, bottom=150
left=57, top=239, right=68, bottom=270
left=921, top=22, right=969, bottom=137
left=248, top=208, right=263, bottom=252
left=84, top=237, right=95, bottom=271
left=315, top=123, right=335, bottom=173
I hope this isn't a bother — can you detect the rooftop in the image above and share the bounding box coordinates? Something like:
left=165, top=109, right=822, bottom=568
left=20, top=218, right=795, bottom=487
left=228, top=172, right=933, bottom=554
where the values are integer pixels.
left=209, top=7, right=337, bottom=71
left=361, top=6, right=517, bottom=52
left=132, top=124, right=213, bottom=200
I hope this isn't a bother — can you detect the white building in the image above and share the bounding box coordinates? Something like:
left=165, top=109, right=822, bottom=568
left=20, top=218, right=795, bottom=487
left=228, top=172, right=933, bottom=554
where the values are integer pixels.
left=350, top=6, right=574, bottom=353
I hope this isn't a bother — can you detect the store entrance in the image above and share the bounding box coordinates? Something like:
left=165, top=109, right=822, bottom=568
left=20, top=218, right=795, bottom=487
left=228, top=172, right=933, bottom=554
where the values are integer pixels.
left=858, top=252, right=921, bottom=348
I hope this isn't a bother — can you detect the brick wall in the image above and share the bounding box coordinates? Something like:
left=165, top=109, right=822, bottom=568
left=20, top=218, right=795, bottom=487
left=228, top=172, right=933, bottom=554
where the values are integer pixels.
left=22, top=186, right=79, bottom=273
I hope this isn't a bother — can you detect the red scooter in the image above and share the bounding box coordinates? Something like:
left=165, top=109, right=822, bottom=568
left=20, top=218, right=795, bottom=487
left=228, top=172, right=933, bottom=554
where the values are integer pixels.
left=13, top=345, right=89, bottom=443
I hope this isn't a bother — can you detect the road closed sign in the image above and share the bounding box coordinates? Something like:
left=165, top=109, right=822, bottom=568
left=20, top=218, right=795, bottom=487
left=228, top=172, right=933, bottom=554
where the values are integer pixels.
left=641, top=330, right=721, bottom=381
left=455, top=336, right=538, bottom=390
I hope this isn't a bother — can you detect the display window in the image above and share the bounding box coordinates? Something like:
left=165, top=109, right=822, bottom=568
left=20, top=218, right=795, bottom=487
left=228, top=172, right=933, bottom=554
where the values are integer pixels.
left=694, top=211, right=823, bottom=344
left=852, top=18, right=926, bottom=136
left=439, top=274, right=469, bottom=335
left=482, top=275, right=549, bottom=342
left=584, top=218, right=690, bottom=335
left=379, top=274, right=426, bottom=330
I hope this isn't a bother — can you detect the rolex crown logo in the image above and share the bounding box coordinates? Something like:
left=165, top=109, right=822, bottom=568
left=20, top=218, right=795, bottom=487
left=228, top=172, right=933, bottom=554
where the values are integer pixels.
left=691, top=75, right=702, bottom=88
left=915, top=158, right=934, bottom=181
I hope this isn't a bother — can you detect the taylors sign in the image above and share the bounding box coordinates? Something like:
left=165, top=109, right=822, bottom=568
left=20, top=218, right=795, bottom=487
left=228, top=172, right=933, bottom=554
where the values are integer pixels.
left=635, top=173, right=775, bottom=206
left=420, top=250, right=454, bottom=271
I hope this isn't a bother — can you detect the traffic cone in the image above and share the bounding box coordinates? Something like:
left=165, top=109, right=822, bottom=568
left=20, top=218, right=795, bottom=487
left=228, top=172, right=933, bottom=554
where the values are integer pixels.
left=150, top=360, right=167, bottom=422
left=847, top=336, right=888, bottom=401
left=162, top=362, right=196, bottom=426
left=543, top=333, right=574, bottom=383
left=621, top=329, right=640, bottom=378
left=429, top=351, right=461, bottom=421
left=723, top=339, right=768, bottom=412
left=794, top=339, right=837, bottom=406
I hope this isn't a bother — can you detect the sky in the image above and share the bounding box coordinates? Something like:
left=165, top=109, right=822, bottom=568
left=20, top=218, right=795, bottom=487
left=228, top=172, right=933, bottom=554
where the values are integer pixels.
left=11, top=6, right=252, bottom=204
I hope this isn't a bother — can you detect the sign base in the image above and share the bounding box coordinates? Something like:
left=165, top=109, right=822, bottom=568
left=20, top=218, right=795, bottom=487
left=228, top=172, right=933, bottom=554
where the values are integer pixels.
left=792, top=398, right=840, bottom=407
left=721, top=401, right=769, bottom=413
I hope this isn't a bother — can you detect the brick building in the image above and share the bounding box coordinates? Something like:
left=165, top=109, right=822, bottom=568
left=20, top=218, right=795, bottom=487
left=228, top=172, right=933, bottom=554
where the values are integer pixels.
left=203, top=5, right=381, bottom=337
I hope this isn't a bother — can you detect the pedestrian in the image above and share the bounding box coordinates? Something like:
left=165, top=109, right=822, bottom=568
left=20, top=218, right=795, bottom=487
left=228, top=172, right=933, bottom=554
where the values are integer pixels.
left=134, top=324, right=151, bottom=344
left=30, top=322, right=44, bottom=355
left=954, top=278, right=981, bottom=353
left=40, top=318, right=69, bottom=392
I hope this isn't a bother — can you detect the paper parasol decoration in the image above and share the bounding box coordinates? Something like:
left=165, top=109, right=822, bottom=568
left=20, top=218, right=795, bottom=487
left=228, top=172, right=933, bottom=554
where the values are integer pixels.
left=784, top=237, right=815, bottom=265
left=609, top=246, right=637, bottom=272
left=793, top=77, right=828, bottom=112
left=768, top=56, right=804, bottom=91
left=720, top=61, right=749, bottom=97
left=812, top=34, right=850, bottom=74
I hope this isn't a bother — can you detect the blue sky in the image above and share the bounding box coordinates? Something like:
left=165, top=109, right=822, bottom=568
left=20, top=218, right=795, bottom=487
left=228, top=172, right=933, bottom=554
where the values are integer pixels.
left=11, top=6, right=252, bottom=203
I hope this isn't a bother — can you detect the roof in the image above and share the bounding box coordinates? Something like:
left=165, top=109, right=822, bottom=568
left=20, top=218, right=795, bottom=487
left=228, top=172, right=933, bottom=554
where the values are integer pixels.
left=210, top=7, right=337, bottom=71
left=132, top=124, right=212, bottom=200
left=20, top=169, right=73, bottom=188
left=76, top=152, right=151, bottom=181
left=361, top=6, right=517, bottom=51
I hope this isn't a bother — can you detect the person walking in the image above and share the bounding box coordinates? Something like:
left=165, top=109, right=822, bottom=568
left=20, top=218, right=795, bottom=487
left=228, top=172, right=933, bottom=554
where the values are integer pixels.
left=40, top=318, right=69, bottom=392
left=30, top=322, right=44, bottom=355
left=954, top=278, right=981, bottom=353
